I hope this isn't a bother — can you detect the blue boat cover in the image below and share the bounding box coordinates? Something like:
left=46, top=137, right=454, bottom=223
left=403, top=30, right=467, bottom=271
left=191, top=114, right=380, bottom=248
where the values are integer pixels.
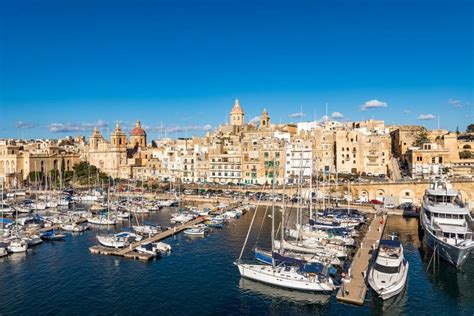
left=299, top=263, right=324, bottom=274
left=273, top=252, right=306, bottom=265
left=0, top=218, right=13, bottom=224
left=380, top=239, right=401, bottom=247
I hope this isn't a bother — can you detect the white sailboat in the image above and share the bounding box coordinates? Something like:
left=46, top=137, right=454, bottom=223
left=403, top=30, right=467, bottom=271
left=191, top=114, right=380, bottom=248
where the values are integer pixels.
left=235, top=155, right=336, bottom=292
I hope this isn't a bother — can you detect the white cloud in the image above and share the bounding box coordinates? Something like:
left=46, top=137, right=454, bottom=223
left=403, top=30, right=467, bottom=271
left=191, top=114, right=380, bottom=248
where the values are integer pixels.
left=16, top=121, right=36, bottom=129
left=417, top=114, right=436, bottom=121
left=248, top=116, right=260, bottom=124
left=288, top=112, right=305, bottom=118
left=48, top=120, right=108, bottom=133
left=448, top=99, right=462, bottom=108
left=361, top=99, right=388, bottom=110
left=165, top=124, right=213, bottom=133
left=403, top=109, right=411, bottom=114
left=330, top=112, right=343, bottom=119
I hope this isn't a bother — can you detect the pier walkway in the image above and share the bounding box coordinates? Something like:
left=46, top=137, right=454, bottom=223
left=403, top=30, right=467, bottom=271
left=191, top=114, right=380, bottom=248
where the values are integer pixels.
left=89, top=217, right=205, bottom=261
left=336, top=214, right=387, bottom=306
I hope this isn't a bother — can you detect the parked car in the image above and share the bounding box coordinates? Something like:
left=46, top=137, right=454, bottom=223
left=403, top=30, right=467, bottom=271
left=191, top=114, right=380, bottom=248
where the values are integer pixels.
left=370, top=199, right=383, bottom=205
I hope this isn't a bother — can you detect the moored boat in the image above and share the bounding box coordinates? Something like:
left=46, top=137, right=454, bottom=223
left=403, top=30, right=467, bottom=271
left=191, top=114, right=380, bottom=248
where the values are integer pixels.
left=368, top=239, right=409, bottom=300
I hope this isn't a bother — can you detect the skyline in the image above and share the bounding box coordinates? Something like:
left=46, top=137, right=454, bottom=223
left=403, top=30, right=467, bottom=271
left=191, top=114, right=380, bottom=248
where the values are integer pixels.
left=1, top=0, right=473, bottom=139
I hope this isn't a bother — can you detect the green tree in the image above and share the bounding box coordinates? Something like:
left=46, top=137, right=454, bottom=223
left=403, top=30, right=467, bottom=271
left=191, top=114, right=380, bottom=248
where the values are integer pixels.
left=413, top=127, right=430, bottom=147
left=467, top=124, right=474, bottom=133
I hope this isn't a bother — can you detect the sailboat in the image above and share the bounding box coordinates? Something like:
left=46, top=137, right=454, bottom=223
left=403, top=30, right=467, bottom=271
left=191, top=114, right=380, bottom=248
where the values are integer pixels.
left=0, top=181, right=9, bottom=257
left=97, top=183, right=130, bottom=248
left=235, top=155, right=336, bottom=292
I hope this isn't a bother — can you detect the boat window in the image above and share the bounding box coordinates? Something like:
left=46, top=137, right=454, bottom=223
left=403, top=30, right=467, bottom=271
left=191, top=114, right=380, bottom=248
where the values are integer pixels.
left=438, top=213, right=445, bottom=218
left=374, top=263, right=400, bottom=274
left=433, top=213, right=438, bottom=217
left=444, top=233, right=450, bottom=238
left=457, top=234, right=464, bottom=239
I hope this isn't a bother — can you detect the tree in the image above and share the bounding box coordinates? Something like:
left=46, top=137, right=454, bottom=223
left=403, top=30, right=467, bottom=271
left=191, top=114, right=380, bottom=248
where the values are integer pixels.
left=467, top=124, right=474, bottom=133
left=413, top=127, right=430, bottom=147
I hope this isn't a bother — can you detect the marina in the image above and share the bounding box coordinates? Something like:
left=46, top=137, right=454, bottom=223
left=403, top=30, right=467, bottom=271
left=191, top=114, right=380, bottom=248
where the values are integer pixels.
left=337, top=214, right=387, bottom=305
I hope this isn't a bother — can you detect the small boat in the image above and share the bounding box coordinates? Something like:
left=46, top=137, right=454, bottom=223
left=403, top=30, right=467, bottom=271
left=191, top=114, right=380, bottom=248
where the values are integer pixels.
left=61, top=223, right=88, bottom=232
left=133, top=224, right=161, bottom=235
left=154, top=241, right=172, bottom=253
left=7, top=238, right=28, bottom=253
left=368, top=239, right=409, bottom=300
left=205, top=218, right=224, bottom=228
left=41, top=230, right=66, bottom=241
left=88, top=215, right=117, bottom=225
left=24, top=235, right=43, bottom=246
left=136, top=242, right=162, bottom=257
left=184, top=227, right=206, bottom=236
left=0, top=243, right=8, bottom=257
left=97, top=232, right=131, bottom=248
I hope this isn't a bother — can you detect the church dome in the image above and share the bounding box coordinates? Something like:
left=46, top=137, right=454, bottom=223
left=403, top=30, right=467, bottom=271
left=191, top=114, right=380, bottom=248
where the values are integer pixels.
left=131, top=120, right=146, bottom=136
left=231, top=98, right=244, bottom=114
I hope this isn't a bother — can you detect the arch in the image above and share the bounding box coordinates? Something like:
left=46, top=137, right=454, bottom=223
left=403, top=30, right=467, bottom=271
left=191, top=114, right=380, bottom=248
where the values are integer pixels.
left=359, top=189, right=369, bottom=202
left=375, top=189, right=385, bottom=202
left=463, top=144, right=471, bottom=149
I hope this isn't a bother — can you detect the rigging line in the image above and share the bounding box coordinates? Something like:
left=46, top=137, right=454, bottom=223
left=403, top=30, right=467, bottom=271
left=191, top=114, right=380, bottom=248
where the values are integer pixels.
left=238, top=183, right=267, bottom=261
left=255, top=202, right=270, bottom=246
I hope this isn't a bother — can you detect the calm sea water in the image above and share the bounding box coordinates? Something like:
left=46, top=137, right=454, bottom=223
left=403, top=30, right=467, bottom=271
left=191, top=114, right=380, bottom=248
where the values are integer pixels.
left=0, top=207, right=473, bottom=315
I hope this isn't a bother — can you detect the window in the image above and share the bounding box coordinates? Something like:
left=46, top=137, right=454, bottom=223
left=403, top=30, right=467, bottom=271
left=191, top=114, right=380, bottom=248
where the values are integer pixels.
left=432, top=157, right=436, bottom=163
left=374, top=263, right=400, bottom=274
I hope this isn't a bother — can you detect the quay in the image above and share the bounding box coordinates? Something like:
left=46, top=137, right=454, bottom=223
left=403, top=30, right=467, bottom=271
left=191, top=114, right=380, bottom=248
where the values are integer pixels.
left=336, top=213, right=387, bottom=306
left=89, top=217, right=206, bottom=261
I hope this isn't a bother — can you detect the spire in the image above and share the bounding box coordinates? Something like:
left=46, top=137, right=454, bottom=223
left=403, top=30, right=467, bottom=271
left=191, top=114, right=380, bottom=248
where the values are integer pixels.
left=135, top=120, right=141, bottom=128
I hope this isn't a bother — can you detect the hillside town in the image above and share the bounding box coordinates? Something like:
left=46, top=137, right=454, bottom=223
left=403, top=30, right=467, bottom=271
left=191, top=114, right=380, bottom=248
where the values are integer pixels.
left=1, top=100, right=473, bottom=190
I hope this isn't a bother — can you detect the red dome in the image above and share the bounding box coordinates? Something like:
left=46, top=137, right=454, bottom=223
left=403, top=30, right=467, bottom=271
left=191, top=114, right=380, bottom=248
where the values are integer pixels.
left=131, top=127, right=146, bottom=136
left=131, top=120, right=146, bottom=136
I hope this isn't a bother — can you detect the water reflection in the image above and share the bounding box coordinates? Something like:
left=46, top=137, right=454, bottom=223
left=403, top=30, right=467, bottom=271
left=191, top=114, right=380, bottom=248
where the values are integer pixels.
left=239, top=278, right=331, bottom=305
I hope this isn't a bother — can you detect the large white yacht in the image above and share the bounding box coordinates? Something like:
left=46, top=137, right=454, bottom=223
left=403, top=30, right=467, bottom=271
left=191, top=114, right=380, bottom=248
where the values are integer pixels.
left=420, top=178, right=474, bottom=268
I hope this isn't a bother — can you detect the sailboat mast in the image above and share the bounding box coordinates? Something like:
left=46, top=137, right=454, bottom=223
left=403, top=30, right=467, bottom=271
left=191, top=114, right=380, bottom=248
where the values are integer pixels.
left=271, top=154, right=276, bottom=268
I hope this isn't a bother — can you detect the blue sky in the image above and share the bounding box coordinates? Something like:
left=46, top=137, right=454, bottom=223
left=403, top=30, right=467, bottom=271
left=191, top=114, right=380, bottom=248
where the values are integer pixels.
left=1, top=0, right=472, bottom=139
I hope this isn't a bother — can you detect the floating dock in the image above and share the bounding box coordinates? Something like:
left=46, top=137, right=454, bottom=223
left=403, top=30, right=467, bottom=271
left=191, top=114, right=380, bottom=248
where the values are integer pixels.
left=89, top=217, right=205, bottom=261
left=336, top=214, right=387, bottom=306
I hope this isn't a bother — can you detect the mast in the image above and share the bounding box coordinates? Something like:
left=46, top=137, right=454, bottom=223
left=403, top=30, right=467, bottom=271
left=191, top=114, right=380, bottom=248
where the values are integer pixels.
left=309, top=143, right=313, bottom=220
left=271, top=154, right=276, bottom=268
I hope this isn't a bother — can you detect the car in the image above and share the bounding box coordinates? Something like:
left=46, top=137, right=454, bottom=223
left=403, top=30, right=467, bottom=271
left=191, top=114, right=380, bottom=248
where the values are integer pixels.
left=385, top=203, right=396, bottom=209
left=370, top=199, right=383, bottom=205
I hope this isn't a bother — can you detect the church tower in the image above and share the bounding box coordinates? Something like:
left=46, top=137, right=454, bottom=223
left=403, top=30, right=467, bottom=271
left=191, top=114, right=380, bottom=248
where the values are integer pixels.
left=230, top=99, right=245, bottom=126
left=260, top=108, right=270, bottom=129
left=130, top=120, right=147, bottom=149
left=89, top=127, right=101, bottom=150
left=110, top=123, right=127, bottom=149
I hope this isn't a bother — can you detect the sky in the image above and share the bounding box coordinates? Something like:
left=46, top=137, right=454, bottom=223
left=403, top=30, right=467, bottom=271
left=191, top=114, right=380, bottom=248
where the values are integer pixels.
left=0, top=0, right=473, bottom=139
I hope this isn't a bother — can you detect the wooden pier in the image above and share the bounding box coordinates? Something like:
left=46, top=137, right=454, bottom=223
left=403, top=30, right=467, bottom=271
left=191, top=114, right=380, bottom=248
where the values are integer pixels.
left=89, top=217, right=206, bottom=261
left=336, top=214, right=387, bottom=306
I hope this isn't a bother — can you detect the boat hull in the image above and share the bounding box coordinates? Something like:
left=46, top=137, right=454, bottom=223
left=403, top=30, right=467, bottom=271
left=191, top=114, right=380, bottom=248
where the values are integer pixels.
left=422, top=227, right=472, bottom=268
left=237, top=264, right=334, bottom=292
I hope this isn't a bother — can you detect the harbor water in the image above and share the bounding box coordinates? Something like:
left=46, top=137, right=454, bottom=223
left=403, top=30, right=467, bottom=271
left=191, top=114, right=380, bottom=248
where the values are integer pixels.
left=0, top=207, right=473, bottom=315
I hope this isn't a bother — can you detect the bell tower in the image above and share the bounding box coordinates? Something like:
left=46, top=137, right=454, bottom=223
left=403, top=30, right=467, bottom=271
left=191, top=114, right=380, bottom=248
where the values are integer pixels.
left=260, top=108, right=270, bottom=129
left=230, top=99, right=245, bottom=126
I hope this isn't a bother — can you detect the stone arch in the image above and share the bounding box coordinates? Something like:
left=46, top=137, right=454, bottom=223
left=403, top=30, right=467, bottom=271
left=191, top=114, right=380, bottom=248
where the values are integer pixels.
left=463, top=144, right=471, bottom=149
left=0, top=160, right=3, bottom=173
left=359, top=189, right=369, bottom=202
left=375, top=188, right=385, bottom=201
